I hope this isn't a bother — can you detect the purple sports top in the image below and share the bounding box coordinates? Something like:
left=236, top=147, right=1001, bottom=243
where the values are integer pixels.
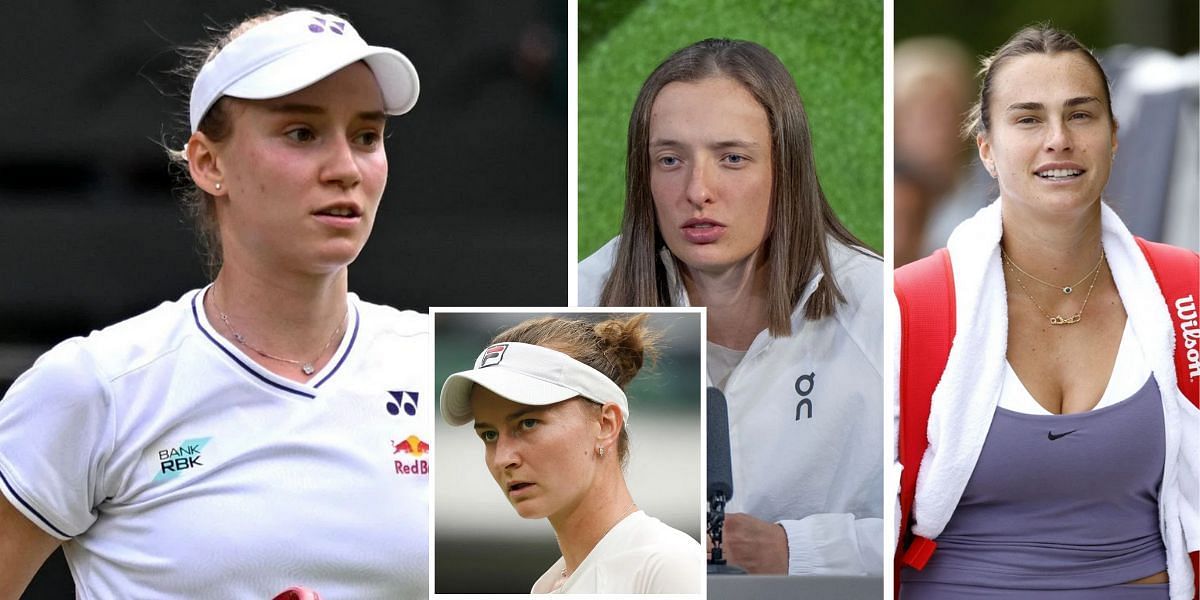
left=902, top=375, right=1168, bottom=598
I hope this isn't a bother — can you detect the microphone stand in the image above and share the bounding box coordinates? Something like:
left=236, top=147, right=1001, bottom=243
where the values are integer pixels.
left=707, top=492, right=745, bottom=574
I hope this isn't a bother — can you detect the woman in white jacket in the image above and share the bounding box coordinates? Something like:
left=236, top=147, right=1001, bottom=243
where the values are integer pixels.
left=894, top=26, right=1199, bottom=599
left=578, top=38, right=883, bottom=576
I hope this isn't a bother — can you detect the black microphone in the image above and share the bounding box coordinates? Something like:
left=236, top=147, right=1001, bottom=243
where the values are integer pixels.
left=707, top=387, right=734, bottom=502
left=707, top=387, right=744, bottom=574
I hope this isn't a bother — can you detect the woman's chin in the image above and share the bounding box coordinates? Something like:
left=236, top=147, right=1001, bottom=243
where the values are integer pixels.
left=512, top=501, right=550, bottom=520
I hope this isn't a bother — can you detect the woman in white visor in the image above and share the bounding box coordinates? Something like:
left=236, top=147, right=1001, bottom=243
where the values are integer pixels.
left=0, top=8, right=428, bottom=598
left=441, top=314, right=703, bottom=594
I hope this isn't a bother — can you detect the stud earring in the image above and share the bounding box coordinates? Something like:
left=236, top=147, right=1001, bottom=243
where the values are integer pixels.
left=215, top=182, right=222, bottom=191
left=597, top=446, right=606, bottom=457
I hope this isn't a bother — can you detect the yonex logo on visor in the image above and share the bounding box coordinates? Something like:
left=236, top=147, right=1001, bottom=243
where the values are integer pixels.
left=188, top=10, right=419, bottom=133
left=309, top=17, right=345, bottom=34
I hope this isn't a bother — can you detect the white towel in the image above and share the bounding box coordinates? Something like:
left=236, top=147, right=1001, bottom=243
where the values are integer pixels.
left=910, top=200, right=1199, bottom=599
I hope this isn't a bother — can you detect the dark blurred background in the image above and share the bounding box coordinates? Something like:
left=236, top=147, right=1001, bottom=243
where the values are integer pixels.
left=894, top=0, right=1198, bottom=266
left=434, top=311, right=702, bottom=594
left=1, top=2, right=565, bottom=597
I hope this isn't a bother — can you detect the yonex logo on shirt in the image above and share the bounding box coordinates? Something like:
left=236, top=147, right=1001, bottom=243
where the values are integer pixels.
left=386, top=391, right=419, bottom=416
left=153, top=437, right=212, bottom=482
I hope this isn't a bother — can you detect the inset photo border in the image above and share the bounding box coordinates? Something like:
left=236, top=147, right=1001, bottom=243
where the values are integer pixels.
left=431, top=308, right=705, bottom=596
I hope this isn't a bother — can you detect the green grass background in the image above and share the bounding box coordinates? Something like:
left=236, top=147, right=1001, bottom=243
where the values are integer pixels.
left=579, top=0, right=883, bottom=257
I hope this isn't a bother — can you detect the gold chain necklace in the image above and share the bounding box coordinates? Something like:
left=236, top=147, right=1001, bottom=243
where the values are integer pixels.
left=1003, top=249, right=1105, bottom=325
left=210, top=287, right=345, bottom=375
left=1001, top=247, right=1104, bottom=294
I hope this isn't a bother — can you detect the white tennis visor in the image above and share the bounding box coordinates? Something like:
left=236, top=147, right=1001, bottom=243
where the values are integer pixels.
left=440, top=342, right=630, bottom=426
left=189, top=10, right=419, bottom=132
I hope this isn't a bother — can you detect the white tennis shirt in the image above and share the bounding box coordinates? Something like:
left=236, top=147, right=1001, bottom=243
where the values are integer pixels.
left=530, top=511, right=702, bottom=594
left=0, top=287, right=430, bottom=598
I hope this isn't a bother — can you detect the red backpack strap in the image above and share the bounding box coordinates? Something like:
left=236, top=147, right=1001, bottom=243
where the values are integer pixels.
left=1134, top=237, right=1200, bottom=407
left=893, top=248, right=956, bottom=595
left=1133, top=237, right=1200, bottom=599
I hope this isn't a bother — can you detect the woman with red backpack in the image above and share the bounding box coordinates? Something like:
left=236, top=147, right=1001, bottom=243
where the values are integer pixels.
left=894, top=25, right=1199, bottom=599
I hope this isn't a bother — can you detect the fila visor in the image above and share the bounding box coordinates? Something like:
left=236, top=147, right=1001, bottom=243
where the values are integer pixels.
left=440, top=342, right=630, bottom=426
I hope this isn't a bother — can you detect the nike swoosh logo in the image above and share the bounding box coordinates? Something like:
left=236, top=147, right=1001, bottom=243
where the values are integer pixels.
left=1047, top=430, right=1078, bottom=441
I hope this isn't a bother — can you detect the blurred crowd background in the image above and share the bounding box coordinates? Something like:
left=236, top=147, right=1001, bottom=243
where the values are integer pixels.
left=0, top=0, right=566, bottom=389
left=434, top=311, right=702, bottom=594
left=894, top=0, right=1199, bottom=265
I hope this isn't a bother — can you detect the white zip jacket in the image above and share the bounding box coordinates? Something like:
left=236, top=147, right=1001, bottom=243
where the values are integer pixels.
left=580, top=237, right=884, bottom=575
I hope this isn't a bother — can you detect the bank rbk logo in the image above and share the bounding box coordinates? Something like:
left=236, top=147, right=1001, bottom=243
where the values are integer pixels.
left=153, top=437, right=212, bottom=482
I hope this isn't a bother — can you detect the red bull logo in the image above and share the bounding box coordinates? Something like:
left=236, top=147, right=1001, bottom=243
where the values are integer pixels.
left=392, top=434, right=430, bottom=476
left=392, top=435, right=430, bottom=457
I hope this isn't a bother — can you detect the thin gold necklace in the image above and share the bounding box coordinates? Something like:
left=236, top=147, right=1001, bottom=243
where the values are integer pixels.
left=1004, top=249, right=1105, bottom=325
left=1001, top=247, right=1104, bottom=294
left=210, top=287, right=345, bottom=375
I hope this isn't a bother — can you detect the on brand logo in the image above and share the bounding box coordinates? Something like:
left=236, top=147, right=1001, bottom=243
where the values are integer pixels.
left=795, top=372, right=815, bottom=420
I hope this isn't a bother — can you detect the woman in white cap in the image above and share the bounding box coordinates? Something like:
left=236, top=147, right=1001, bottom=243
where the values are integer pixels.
left=0, top=8, right=428, bottom=598
left=440, top=314, right=703, bottom=594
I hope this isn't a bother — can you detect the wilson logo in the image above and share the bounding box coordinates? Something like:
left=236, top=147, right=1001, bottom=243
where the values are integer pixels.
left=1176, top=295, right=1199, bottom=380
left=153, top=437, right=212, bottom=482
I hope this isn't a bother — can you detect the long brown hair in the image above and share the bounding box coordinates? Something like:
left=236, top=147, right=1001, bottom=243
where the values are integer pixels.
left=599, top=38, right=871, bottom=336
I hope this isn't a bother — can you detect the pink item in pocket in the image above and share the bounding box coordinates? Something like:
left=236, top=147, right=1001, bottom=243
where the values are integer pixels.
left=271, top=587, right=321, bottom=600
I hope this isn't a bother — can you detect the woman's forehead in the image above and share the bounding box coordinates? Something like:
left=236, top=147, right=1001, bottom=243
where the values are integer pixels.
left=649, top=77, right=769, bottom=145
left=990, top=52, right=1107, bottom=105
left=469, top=389, right=585, bottom=424
left=236, top=62, right=387, bottom=119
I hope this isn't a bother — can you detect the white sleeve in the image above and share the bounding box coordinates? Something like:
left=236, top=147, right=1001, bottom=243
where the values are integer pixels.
left=778, top=514, right=883, bottom=576
left=636, top=544, right=704, bottom=593
left=0, top=339, right=115, bottom=540
left=577, top=237, right=620, bottom=307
